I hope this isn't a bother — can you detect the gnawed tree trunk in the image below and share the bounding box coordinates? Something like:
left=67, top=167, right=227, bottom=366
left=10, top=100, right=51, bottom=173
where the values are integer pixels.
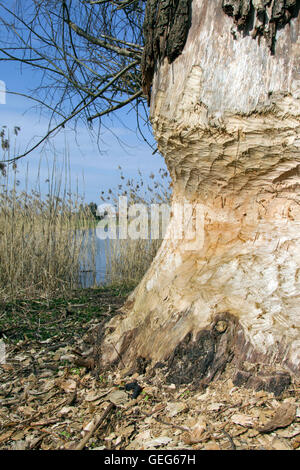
left=95, top=0, right=300, bottom=394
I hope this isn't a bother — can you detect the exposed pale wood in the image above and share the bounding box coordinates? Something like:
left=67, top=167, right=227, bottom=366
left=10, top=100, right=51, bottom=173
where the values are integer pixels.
left=98, top=1, right=300, bottom=389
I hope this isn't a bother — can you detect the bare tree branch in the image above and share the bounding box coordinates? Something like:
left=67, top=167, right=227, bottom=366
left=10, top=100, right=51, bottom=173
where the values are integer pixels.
left=88, top=89, right=142, bottom=120
left=0, top=0, right=150, bottom=160
left=67, top=20, right=142, bottom=60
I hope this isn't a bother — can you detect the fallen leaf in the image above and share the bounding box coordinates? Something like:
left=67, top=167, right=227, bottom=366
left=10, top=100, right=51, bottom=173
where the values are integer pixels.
left=203, top=441, right=220, bottom=450
left=0, top=430, right=13, bottom=443
left=166, top=402, right=188, bottom=417
left=207, top=402, right=225, bottom=412
left=134, top=430, right=151, bottom=442
left=183, top=419, right=207, bottom=444
left=83, top=416, right=98, bottom=433
left=85, top=389, right=111, bottom=402
left=57, top=406, right=73, bottom=416
left=120, top=424, right=135, bottom=439
left=231, top=413, right=255, bottom=428
left=60, top=354, right=75, bottom=362
left=145, top=436, right=172, bottom=448
left=275, top=424, right=300, bottom=438
left=59, top=379, right=77, bottom=393
left=11, top=431, right=25, bottom=441
left=271, top=437, right=292, bottom=450
left=292, top=435, right=300, bottom=449
left=0, top=364, right=13, bottom=371
left=256, top=402, right=297, bottom=433
left=152, top=403, right=166, bottom=414
left=11, top=439, right=27, bottom=450
left=107, top=389, right=128, bottom=406
left=17, top=405, right=35, bottom=417
left=14, top=355, right=29, bottom=362
left=256, top=434, right=273, bottom=450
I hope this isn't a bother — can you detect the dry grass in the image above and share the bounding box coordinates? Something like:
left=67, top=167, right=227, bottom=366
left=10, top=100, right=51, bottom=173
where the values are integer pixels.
left=0, top=128, right=171, bottom=298
left=106, top=238, right=162, bottom=287
left=0, top=132, right=95, bottom=301
left=102, top=167, right=171, bottom=287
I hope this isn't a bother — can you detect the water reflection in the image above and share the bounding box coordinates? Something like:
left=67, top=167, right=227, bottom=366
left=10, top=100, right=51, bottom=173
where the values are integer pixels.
left=78, top=229, right=111, bottom=287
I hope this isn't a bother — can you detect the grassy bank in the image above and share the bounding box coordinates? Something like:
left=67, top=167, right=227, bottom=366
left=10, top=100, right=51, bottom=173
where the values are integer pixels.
left=0, top=285, right=132, bottom=342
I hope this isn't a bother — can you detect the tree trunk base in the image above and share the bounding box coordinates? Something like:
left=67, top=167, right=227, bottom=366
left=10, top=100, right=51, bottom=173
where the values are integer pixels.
left=88, top=1, right=300, bottom=397
left=92, top=188, right=300, bottom=392
left=90, top=307, right=293, bottom=397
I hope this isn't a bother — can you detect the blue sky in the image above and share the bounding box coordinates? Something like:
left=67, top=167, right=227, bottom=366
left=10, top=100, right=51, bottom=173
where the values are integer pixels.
left=0, top=49, right=167, bottom=204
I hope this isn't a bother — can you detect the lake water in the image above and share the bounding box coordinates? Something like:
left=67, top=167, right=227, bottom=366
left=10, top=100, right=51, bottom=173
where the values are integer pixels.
left=78, top=229, right=110, bottom=287
left=78, top=226, right=161, bottom=288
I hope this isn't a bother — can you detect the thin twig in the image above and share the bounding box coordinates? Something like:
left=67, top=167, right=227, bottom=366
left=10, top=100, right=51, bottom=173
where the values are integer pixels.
left=88, top=89, right=143, bottom=121
left=67, top=21, right=141, bottom=60
left=221, top=429, right=236, bottom=450
left=111, top=341, right=126, bottom=368
left=72, top=402, right=115, bottom=450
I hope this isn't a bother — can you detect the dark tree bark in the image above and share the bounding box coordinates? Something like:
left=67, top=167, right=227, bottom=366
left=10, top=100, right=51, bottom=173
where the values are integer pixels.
left=141, top=0, right=192, bottom=101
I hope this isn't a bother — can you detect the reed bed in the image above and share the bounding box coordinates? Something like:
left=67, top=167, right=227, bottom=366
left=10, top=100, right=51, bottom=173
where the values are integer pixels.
left=102, top=167, right=171, bottom=288
left=0, top=132, right=95, bottom=301
left=106, top=238, right=162, bottom=287
left=0, top=127, right=171, bottom=298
